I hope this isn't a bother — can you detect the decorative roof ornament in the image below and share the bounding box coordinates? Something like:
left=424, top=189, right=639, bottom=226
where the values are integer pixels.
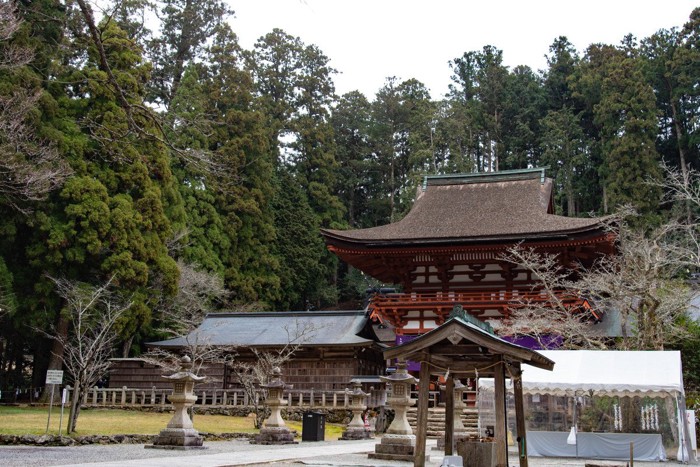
left=449, top=304, right=495, bottom=335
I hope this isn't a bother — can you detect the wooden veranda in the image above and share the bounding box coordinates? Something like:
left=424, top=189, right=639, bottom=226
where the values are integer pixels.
left=383, top=312, right=554, bottom=467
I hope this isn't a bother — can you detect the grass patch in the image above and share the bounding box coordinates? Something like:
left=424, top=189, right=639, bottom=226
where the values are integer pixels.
left=0, top=406, right=344, bottom=440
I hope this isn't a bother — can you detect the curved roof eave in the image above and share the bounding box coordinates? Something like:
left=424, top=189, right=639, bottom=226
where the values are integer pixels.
left=322, top=223, right=611, bottom=249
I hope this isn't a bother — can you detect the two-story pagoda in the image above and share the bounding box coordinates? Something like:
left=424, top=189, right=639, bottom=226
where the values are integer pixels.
left=321, top=168, right=615, bottom=335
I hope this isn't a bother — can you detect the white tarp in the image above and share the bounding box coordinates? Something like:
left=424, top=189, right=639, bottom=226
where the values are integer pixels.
left=513, top=350, right=684, bottom=397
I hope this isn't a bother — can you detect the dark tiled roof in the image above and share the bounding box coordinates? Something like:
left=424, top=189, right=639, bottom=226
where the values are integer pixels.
left=148, top=310, right=373, bottom=348
left=322, top=171, right=606, bottom=246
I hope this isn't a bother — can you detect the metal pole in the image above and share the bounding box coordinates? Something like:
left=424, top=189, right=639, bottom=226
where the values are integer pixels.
left=58, top=387, right=66, bottom=434
left=45, top=384, right=55, bottom=434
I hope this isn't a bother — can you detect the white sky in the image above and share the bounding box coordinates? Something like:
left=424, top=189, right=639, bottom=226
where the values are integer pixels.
left=229, top=0, right=697, bottom=100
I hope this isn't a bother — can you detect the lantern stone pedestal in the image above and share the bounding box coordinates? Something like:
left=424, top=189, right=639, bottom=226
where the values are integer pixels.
left=147, top=356, right=206, bottom=450
left=252, top=367, right=298, bottom=445
left=340, top=380, right=373, bottom=440
left=369, top=361, right=423, bottom=462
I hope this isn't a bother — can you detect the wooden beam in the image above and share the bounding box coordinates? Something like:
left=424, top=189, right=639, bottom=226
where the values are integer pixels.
left=494, top=357, right=507, bottom=467
left=512, top=362, right=529, bottom=467
left=414, top=362, right=431, bottom=467
left=445, top=375, right=455, bottom=456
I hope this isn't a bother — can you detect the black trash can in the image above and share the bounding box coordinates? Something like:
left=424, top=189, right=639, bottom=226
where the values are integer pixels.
left=301, top=411, right=325, bottom=441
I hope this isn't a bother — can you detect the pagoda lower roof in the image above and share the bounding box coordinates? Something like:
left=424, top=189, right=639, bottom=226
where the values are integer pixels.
left=322, top=169, right=609, bottom=248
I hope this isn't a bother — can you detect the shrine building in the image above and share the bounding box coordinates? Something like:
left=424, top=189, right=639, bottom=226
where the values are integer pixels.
left=321, top=168, right=616, bottom=336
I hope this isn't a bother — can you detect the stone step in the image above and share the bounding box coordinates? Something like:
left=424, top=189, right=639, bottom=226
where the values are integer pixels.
left=405, top=407, right=480, bottom=439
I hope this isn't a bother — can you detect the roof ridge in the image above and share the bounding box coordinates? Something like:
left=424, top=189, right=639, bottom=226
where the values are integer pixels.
left=203, top=310, right=365, bottom=318
left=423, top=167, right=548, bottom=188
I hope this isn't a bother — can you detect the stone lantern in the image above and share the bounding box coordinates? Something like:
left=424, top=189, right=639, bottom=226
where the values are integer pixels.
left=369, top=360, right=418, bottom=462
left=340, top=379, right=373, bottom=440
left=149, top=355, right=206, bottom=449
left=438, top=378, right=470, bottom=450
left=452, top=379, right=469, bottom=437
left=253, top=367, right=297, bottom=445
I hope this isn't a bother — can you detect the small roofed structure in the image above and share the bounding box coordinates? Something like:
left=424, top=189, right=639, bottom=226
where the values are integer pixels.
left=124, top=311, right=384, bottom=391
left=382, top=309, right=554, bottom=467
left=321, top=168, right=615, bottom=334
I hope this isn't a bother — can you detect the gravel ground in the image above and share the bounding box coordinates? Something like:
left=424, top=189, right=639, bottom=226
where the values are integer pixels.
left=0, top=439, right=688, bottom=467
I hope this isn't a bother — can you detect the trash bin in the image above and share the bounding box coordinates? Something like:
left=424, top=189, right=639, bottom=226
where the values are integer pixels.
left=302, top=411, right=325, bottom=441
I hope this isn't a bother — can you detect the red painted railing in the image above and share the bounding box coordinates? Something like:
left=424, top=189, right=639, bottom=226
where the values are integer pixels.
left=368, top=290, right=596, bottom=333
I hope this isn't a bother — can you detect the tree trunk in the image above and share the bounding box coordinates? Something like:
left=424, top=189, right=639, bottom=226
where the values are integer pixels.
left=67, top=381, right=81, bottom=433
left=41, top=314, right=69, bottom=403
left=669, top=98, right=692, bottom=223
left=121, top=335, right=134, bottom=358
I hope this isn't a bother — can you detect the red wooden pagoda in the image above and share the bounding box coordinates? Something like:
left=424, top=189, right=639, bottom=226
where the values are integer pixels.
left=321, top=168, right=615, bottom=335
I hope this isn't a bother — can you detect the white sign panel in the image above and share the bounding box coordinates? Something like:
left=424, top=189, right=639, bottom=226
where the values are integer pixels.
left=45, top=370, right=64, bottom=385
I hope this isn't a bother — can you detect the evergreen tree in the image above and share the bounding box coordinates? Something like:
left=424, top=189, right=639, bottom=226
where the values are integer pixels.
left=576, top=43, right=662, bottom=218
left=147, top=0, right=231, bottom=106
left=370, top=77, right=435, bottom=221
left=272, top=170, right=328, bottom=310
left=205, top=26, right=280, bottom=305
left=641, top=9, right=700, bottom=191
left=27, top=19, right=184, bottom=362
left=500, top=65, right=546, bottom=170
left=540, top=107, right=594, bottom=216
left=331, top=91, right=374, bottom=228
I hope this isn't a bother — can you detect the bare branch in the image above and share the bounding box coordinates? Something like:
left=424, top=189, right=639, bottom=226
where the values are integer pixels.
left=500, top=218, right=694, bottom=351
left=229, top=318, right=324, bottom=428
left=0, top=7, right=72, bottom=212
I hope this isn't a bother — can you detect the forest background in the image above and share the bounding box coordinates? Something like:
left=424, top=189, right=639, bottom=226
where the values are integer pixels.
left=0, top=1, right=699, bottom=395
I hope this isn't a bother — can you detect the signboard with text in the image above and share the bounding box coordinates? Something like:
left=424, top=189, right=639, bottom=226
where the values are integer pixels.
left=45, top=370, right=64, bottom=385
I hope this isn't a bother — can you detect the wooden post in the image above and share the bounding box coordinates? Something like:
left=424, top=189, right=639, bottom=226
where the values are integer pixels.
left=445, top=375, right=455, bottom=456
left=414, top=362, right=431, bottom=467
left=630, top=442, right=634, bottom=467
left=494, top=358, right=508, bottom=467
left=512, top=363, right=528, bottom=467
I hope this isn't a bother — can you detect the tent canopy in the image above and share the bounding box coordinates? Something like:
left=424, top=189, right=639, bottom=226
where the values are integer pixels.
left=481, top=350, right=684, bottom=397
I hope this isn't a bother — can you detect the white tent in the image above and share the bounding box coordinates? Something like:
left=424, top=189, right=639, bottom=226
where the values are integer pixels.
left=479, top=350, right=696, bottom=463
left=517, top=350, right=684, bottom=397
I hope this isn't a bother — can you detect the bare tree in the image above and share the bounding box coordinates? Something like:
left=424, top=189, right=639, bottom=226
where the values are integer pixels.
left=43, top=275, right=133, bottom=433
left=0, top=3, right=72, bottom=213
left=501, top=212, right=694, bottom=350
left=229, top=319, right=320, bottom=428
left=497, top=246, right=610, bottom=350
left=142, top=260, right=235, bottom=375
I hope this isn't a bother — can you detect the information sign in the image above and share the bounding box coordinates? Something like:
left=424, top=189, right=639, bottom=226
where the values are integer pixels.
left=45, top=370, right=64, bottom=385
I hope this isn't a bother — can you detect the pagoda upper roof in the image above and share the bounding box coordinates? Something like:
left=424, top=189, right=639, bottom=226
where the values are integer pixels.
left=322, top=168, right=608, bottom=247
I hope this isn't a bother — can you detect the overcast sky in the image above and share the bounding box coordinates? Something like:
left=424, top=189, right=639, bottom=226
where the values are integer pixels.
left=229, top=0, right=697, bottom=100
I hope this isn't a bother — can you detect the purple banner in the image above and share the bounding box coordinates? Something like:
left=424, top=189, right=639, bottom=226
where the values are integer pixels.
left=395, top=335, right=421, bottom=371
left=502, top=335, right=563, bottom=350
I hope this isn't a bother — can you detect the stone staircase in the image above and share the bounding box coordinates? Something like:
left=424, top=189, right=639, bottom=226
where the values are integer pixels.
left=407, top=406, right=480, bottom=439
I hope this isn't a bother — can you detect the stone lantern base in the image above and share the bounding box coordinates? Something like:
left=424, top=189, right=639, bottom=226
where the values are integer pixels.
left=340, top=426, right=374, bottom=440
left=369, top=434, right=426, bottom=462
left=252, top=426, right=298, bottom=445
left=146, top=427, right=205, bottom=450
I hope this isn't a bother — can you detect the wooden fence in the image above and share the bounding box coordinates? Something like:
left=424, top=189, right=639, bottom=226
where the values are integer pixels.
left=65, top=386, right=395, bottom=409
left=63, top=386, right=456, bottom=410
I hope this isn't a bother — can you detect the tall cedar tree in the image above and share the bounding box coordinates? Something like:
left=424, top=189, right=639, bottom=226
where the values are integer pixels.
left=27, top=19, right=183, bottom=372
left=576, top=42, right=662, bottom=218
left=206, top=26, right=280, bottom=305
left=147, top=0, right=231, bottom=107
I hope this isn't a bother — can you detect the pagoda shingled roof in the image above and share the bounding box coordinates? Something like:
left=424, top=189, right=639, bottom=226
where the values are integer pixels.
left=322, top=168, right=608, bottom=247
